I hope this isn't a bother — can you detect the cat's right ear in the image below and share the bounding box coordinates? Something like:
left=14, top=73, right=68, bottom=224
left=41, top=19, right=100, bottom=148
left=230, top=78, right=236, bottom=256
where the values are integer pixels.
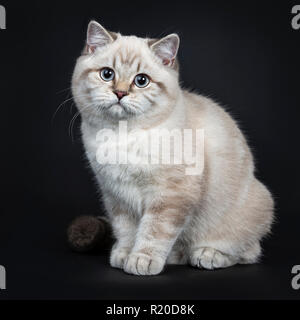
left=85, top=21, right=114, bottom=54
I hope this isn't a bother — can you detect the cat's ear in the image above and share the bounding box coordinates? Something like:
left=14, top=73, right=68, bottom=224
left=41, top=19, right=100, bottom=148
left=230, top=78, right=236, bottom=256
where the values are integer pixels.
left=150, top=34, right=180, bottom=67
left=86, top=21, right=114, bottom=54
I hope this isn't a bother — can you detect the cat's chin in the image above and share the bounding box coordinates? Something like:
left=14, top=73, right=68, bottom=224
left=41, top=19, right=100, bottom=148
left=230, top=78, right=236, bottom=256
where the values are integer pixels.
left=105, top=103, right=129, bottom=119
left=104, top=103, right=140, bottom=119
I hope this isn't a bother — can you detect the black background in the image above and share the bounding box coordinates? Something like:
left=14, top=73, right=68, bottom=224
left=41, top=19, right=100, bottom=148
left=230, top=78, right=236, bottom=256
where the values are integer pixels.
left=0, top=0, right=299, bottom=299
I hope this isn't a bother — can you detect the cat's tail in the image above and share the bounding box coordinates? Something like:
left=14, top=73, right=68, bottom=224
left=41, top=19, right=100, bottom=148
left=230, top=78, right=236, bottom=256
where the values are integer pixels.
left=67, top=216, right=113, bottom=253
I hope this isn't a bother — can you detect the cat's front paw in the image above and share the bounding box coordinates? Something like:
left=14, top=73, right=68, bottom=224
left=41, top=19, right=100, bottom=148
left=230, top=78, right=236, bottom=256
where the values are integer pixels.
left=110, top=246, right=130, bottom=269
left=124, top=252, right=165, bottom=276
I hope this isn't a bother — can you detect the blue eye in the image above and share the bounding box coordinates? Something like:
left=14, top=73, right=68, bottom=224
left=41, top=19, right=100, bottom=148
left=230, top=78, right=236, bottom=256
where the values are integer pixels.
left=100, top=68, right=115, bottom=81
left=134, top=74, right=150, bottom=88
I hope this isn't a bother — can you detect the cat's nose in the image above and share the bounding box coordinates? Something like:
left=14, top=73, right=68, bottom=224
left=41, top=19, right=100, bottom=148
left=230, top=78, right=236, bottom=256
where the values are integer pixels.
left=114, top=90, right=128, bottom=100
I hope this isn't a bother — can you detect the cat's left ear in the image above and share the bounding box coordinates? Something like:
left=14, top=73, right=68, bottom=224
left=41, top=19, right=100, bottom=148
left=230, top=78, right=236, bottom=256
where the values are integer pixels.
left=150, top=34, right=180, bottom=67
left=85, top=21, right=114, bottom=54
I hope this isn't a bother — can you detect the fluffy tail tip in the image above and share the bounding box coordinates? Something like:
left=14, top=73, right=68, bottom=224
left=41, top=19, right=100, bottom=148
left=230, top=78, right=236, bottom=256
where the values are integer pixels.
left=67, top=216, right=111, bottom=252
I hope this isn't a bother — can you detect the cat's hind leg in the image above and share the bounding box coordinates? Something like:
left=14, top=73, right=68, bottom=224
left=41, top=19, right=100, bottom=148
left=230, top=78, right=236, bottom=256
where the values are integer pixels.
left=189, top=247, right=238, bottom=270
left=189, top=241, right=261, bottom=270
left=189, top=178, right=272, bottom=270
left=239, top=241, right=261, bottom=264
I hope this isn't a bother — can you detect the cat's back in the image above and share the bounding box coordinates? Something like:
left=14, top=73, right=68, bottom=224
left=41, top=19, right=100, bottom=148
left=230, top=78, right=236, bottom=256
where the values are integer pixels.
left=183, top=90, right=254, bottom=175
left=184, top=90, right=249, bottom=149
left=184, top=90, right=237, bottom=133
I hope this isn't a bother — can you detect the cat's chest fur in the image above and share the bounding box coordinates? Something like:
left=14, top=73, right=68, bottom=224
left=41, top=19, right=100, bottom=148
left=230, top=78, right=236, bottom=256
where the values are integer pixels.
left=81, top=121, right=157, bottom=213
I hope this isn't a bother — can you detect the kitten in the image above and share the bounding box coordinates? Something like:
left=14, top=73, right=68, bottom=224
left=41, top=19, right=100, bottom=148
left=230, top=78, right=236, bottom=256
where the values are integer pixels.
left=72, top=21, right=274, bottom=275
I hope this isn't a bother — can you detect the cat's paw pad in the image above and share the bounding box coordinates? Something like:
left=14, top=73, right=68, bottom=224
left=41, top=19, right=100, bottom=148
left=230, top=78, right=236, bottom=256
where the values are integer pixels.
left=124, top=252, right=165, bottom=276
left=190, top=247, right=237, bottom=270
left=110, top=247, right=130, bottom=269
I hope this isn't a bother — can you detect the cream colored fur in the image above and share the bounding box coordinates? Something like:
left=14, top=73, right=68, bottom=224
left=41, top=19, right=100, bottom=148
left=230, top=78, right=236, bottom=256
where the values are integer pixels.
left=72, top=21, right=274, bottom=275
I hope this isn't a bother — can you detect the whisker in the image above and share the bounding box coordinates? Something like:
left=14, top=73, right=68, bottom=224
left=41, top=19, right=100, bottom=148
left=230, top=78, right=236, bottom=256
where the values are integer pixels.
left=69, top=111, right=81, bottom=143
left=68, top=104, right=94, bottom=143
left=55, top=86, right=74, bottom=95
left=52, top=93, right=90, bottom=123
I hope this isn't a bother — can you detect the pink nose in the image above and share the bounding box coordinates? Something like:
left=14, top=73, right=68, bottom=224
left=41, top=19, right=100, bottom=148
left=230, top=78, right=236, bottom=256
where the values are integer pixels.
left=114, top=90, right=128, bottom=100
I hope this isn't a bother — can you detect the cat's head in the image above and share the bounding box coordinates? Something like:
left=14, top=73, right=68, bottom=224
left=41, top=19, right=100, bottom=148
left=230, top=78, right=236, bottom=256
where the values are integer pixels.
left=72, top=21, right=180, bottom=122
